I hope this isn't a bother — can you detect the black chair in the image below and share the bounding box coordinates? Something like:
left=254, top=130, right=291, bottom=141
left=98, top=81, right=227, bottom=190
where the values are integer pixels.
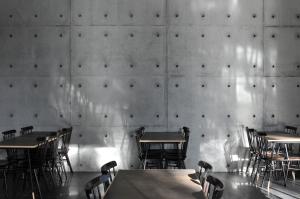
left=253, top=135, right=286, bottom=187
left=198, top=160, right=213, bottom=186
left=2, top=130, right=19, bottom=163
left=135, top=127, right=163, bottom=169
left=285, top=125, right=297, bottom=135
left=100, top=161, right=117, bottom=181
left=165, top=126, right=190, bottom=169
left=85, top=174, right=110, bottom=199
left=20, top=126, right=33, bottom=136
left=203, top=175, right=224, bottom=199
left=24, top=137, right=49, bottom=199
left=0, top=160, right=9, bottom=198
left=0, top=130, right=13, bottom=198
left=58, top=127, right=73, bottom=173
left=45, top=132, right=66, bottom=186
left=245, top=127, right=257, bottom=174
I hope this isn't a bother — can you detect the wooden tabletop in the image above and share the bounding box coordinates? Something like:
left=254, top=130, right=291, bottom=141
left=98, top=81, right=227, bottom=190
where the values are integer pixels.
left=104, top=169, right=205, bottom=199
left=0, top=131, right=59, bottom=149
left=257, top=131, right=300, bottom=143
left=140, top=132, right=185, bottom=143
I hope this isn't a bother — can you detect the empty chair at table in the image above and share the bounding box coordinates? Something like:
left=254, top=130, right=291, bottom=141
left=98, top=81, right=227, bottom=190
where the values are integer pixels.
left=0, top=130, right=17, bottom=197
left=203, top=175, right=224, bottom=199
left=58, top=127, right=73, bottom=173
left=101, top=161, right=117, bottom=181
left=165, top=126, right=190, bottom=169
left=45, top=132, right=67, bottom=185
left=135, top=127, right=163, bottom=169
left=20, top=126, right=33, bottom=136
left=198, top=160, right=213, bottom=186
left=253, top=135, right=286, bottom=187
left=85, top=174, right=110, bottom=199
left=285, top=125, right=297, bottom=135
left=245, top=127, right=257, bottom=174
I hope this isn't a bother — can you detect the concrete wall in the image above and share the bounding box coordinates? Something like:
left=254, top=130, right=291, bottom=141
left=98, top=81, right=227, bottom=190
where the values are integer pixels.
left=0, top=0, right=300, bottom=171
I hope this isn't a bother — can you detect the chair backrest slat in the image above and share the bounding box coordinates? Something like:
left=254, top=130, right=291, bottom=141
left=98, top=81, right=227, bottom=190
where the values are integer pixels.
left=85, top=174, right=110, bottom=199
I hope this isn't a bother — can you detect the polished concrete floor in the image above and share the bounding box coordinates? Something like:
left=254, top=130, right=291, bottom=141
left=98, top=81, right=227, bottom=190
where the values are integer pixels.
left=1, top=171, right=299, bottom=199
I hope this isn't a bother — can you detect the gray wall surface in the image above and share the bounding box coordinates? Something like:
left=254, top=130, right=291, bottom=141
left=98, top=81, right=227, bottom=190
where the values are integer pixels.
left=0, top=0, right=300, bottom=171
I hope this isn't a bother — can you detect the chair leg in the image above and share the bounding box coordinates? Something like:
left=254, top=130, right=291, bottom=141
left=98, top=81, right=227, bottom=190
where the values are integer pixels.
left=65, top=154, right=73, bottom=173
left=33, top=169, right=43, bottom=199
left=246, top=153, right=253, bottom=173
left=251, top=156, right=258, bottom=177
left=3, top=170, right=8, bottom=198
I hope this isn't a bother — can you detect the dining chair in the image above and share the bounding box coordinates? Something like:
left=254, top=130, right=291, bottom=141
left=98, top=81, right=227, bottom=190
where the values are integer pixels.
left=45, top=132, right=66, bottom=186
left=100, top=161, right=117, bottom=181
left=282, top=143, right=300, bottom=184
left=58, top=127, right=73, bottom=173
left=203, top=175, right=224, bottom=199
left=1, top=130, right=18, bottom=163
left=20, top=126, right=33, bottom=136
left=253, top=135, right=286, bottom=187
left=198, top=160, right=213, bottom=186
left=165, top=126, right=190, bottom=169
left=135, top=127, right=163, bottom=169
left=285, top=125, right=297, bottom=135
left=0, top=160, right=9, bottom=198
left=245, top=127, right=257, bottom=174
left=85, top=174, right=110, bottom=199
left=25, top=137, right=49, bottom=199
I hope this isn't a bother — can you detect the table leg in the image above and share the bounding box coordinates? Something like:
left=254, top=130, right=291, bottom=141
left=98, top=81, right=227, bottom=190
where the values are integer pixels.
left=144, top=149, right=148, bottom=170
left=27, top=149, right=35, bottom=199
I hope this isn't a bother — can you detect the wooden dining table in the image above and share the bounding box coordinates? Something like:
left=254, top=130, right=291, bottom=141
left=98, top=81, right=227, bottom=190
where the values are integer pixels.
left=257, top=131, right=300, bottom=143
left=139, top=132, right=186, bottom=143
left=0, top=130, right=61, bottom=199
left=103, top=169, right=206, bottom=199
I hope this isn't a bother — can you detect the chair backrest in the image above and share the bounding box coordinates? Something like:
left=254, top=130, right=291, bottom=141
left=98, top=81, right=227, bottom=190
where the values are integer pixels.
left=203, top=175, right=224, bottom=199
left=20, top=126, right=33, bottom=136
left=46, top=134, right=60, bottom=164
left=285, top=125, right=297, bottom=135
left=198, top=160, right=213, bottom=186
left=61, top=127, right=73, bottom=153
left=245, top=127, right=256, bottom=152
left=182, top=126, right=190, bottom=157
left=2, top=130, right=16, bottom=140
left=2, top=130, right=17, bottom=161
left=100, top=161, right=117, bottom=181
left=85, top=174, right=110, bottom=199
left=30, top=137, right=49, bottom=168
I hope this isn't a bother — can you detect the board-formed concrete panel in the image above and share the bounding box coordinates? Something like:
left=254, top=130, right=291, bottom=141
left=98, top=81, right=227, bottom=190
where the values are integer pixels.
left=0, top=0, right=70, bottom=26
left=71, top=26, right=166, bottom=76
left=264, top=27, right=300, bottom=77
left=168, top=26, right=263, bottom=76
left=168, top=0, right=263, bottom=26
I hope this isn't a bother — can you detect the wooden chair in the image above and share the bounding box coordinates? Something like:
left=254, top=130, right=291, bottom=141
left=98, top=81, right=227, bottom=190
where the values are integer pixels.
left=85, top=174, right=110, bottom=199
left=198, top=160, right=213, bottom=186
left=58, top=127, right=73, bottom=173
left=203, top=175, right=224, bottom=199
left=20, top=126, right=33, bottom=136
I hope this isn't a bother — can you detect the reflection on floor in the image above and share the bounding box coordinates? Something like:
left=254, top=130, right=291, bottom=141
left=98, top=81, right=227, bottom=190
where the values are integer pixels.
left=1, top=172, right=299, bottom=199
